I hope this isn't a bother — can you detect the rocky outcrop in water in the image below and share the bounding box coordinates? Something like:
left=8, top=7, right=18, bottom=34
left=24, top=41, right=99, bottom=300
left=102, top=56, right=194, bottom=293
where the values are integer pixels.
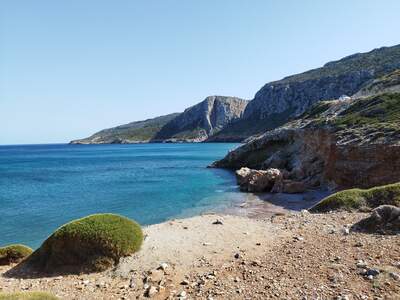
left=235, top=167, right=308, bottom=194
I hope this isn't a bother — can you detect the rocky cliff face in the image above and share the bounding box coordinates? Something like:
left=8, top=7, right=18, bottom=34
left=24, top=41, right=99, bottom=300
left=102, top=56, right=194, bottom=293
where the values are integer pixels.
left=212, top=44, right=400, bottom=140
left=70, top=96, right=247, bottom=144
left=153, top=96, right=248, bottom=142
left=71, top=45, right=400, bottom=144
left=212, top=74, right=400, bottom=190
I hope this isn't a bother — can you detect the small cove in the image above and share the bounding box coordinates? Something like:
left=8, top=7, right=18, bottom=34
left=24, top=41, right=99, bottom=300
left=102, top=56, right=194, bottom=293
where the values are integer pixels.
left=0, top=143, right=244, bottom=248
left=0, top=143, right=326, bottom=249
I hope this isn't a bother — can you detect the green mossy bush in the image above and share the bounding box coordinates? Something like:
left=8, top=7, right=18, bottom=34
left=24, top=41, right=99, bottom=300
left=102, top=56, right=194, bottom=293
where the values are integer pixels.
left=0, top=292, right=58, bottom=300
left=310, top=182, right=400, bottom=213
left=0, top=244, right=33, bottom=265
left=23, top=213, right=143, bottom=274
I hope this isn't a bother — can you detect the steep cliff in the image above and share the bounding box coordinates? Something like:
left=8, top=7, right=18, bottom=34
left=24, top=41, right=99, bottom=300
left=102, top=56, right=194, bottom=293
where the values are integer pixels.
left=70, top=96, right=247, bottom=144
left=212, top=73, right=400, bottom=190
left=212, top=44, right=400, bottom=140
left=70, top=113, right=179, bottom=144
left=152, top=96, right=248, bottom=142
left=71, top=45, right=400, bottom=144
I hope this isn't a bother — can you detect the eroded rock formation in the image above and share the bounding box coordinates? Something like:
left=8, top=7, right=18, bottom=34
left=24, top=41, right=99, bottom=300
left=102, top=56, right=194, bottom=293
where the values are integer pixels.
left=212, top=79, right=400, bottom=190
left=235, top=167, right=282, bottom=193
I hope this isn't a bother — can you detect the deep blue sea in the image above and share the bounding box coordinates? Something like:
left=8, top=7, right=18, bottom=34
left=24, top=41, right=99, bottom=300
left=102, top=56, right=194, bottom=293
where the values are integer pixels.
left=0, top=143, right=245, bottom=249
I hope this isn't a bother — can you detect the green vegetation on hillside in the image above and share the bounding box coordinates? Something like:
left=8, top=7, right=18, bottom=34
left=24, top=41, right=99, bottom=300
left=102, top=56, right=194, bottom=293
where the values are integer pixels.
left=310, top=182, right=400, bottom=212
left=277, top=45, right=400, bottom=84
left=71, top=113, right=179, bottom=143
left=301, top=101, right=334, bottom=119
left=0, top=292, right=58, bottom=300
left=166, top=128, right=206, bottom=140
left=334, top=93, right=400, bottom=131
left=302, top=92, right=400, bottom=138
left=0, top=244, right=33, bottom=265
left=24, top=214, right=143, bottom=273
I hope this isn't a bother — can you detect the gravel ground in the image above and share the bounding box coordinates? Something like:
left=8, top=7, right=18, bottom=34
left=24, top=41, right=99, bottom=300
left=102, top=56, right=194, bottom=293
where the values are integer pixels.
left=0, top=212, right=399, bottom=300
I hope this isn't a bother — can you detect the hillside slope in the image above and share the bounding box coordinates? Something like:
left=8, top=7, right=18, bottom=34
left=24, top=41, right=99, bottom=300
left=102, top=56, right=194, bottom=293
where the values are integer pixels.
left=70, top=96, right=247, bottom=144
left=212, top=44, right=400, bottom=141
left=71, top=44, right=400, bottom=144
left=70, top=113, right=179, bottom=144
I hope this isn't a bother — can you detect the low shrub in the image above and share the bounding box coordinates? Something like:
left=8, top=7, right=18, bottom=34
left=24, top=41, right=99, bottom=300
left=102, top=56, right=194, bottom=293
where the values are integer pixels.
left=22, top=213, right=143, bottom=274
left=310, top=182, right=400, bottom=213
left=0, top=245, right=33, bottom=265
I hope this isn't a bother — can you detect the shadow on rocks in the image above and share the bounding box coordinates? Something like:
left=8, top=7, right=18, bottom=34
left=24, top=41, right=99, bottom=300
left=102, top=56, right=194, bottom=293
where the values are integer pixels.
left=3, top=251, right=115, bottom=279
left=351, top=205, right=400, bottom=235
left=3, top=260, right=51, bottom=279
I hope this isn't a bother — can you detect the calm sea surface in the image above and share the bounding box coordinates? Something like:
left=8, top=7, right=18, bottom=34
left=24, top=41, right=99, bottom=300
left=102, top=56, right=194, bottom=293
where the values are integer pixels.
left=0, top=143, right=245, bottom=248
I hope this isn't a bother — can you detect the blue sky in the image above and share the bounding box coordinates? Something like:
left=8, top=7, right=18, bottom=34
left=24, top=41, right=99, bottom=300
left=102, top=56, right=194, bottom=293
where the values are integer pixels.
left=1, top=1, right=400, bottom=144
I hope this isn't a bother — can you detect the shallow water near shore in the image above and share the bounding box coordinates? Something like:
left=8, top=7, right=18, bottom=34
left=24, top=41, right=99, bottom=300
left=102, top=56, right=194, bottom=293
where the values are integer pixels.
left=0, top=143, right=251, bottom=248
left=0, top=143, right=328, bottom=249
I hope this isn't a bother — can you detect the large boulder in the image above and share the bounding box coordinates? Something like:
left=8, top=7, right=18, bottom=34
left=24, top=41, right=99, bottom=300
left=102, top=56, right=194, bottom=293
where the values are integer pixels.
left=235, top=167, right=252, bottom=185
left=352, top=205, right=400, bottom=234
left=235, top=167, right=282, bottom=192
left=15, top=214, right=143, bottom=274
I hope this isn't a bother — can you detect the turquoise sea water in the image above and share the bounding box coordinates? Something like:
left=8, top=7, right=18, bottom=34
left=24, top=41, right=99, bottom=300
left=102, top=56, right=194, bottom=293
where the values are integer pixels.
left=0, top=143, right=244, bottom=249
